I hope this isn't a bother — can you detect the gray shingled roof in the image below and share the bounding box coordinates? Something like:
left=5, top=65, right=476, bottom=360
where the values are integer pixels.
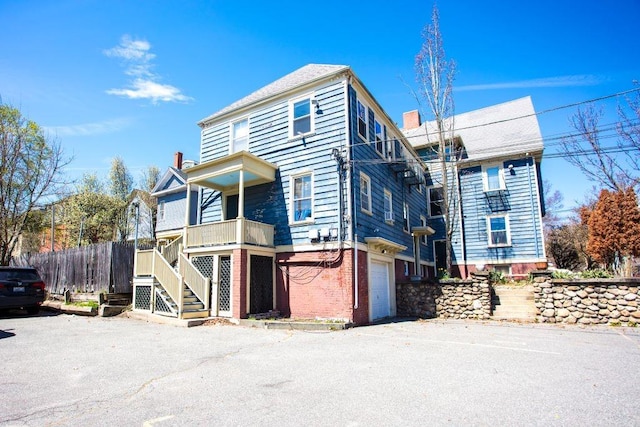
left=198, top=64, right=350, bottom=126
left=403, top=97, right=544, bottom=162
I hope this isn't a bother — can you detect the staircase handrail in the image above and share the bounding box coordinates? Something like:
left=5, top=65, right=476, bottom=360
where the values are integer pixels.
left=153, top=249, right=183, bottom=316
left=161, top=235, right=183, bottom=266
left=179, top=253, right=210, bottom=310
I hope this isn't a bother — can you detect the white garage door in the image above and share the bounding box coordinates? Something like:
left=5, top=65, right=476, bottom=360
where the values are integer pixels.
left=370, top=260, right=390, bottom=320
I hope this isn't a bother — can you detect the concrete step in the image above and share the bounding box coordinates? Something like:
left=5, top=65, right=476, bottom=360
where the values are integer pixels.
left=491, top=286, right=536, bottom=322
left=181, top=309, right=209, bottom=319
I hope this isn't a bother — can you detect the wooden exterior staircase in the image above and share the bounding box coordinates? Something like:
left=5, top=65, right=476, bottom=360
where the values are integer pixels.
left=133, top=236, right=214, bottom=319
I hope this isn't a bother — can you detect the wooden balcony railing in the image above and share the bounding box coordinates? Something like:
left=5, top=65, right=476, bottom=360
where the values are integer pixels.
left=185, top=218, right=274, bottom=248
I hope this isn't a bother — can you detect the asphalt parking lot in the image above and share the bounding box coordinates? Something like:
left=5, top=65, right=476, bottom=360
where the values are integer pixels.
left=1, top=311, right=639, bottom=426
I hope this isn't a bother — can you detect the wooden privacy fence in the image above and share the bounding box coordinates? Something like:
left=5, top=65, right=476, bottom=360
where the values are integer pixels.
left=11, top=242, right=151, bottom=294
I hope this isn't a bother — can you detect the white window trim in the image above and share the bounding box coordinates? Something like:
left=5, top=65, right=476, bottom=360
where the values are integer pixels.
left=482, top=163, right=506, bottom=192
left=288, top=94, right=315, bottom=139
left=290, top=172, right=314, bottom=224
left=360, top=172, right=372, bottom=215
left=487, top=214, right=511, bottom=247
left=229, top=117, right=249, bottom=154
left=383, top=189, right=393, bottom=223
left=356, top=98, right=368, bottom=140
left=428, top=186, right=444, bottom=217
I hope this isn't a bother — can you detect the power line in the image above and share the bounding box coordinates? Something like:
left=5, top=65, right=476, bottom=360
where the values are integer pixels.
left=346, top=86, right=640, bottom=151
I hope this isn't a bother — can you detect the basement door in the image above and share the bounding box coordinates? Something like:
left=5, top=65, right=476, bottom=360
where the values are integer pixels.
left=370, top=260, right=391, bottom=321
left=249, top=255, right=273, bottom=315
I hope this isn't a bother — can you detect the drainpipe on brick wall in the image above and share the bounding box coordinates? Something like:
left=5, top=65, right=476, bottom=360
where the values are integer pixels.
left=345, top=75, right=359, bottom=311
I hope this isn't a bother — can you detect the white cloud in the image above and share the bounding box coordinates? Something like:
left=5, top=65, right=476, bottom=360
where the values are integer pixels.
left=456, top=75, right=605, bottom=92
left=45, top=117, right=132, bottom=137
left=104, top=35, right=191, bottom=103
left=106, top=79, right=192, bottom=103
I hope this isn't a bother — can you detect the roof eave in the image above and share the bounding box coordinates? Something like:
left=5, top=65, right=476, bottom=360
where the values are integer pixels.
left=197, top=66, right=351, bottom=128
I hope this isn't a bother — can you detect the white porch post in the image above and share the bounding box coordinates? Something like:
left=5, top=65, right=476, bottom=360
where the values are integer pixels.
left=184, top=183, right=191, bottom=247
left=237, top=170, right=245, bottom=243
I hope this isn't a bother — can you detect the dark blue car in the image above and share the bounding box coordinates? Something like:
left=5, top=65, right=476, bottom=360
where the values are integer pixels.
left=0, top=267, right=46, bottom=315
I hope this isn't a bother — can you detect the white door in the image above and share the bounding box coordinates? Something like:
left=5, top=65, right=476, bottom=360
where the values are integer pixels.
left=370, top=261, right=391, bottom=320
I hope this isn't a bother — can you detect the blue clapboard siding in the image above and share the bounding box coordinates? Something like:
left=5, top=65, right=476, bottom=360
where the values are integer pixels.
left=419, top=161, right=464, bottom=266
left=199, top=79, right=347, bottom=246
left=348, top=86, right=426, bottom=259
left=459, top=158, right=544, bottom=263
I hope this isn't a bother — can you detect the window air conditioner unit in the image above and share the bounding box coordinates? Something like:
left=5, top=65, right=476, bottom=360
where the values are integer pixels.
left=385, top=211, right=394, bottom=221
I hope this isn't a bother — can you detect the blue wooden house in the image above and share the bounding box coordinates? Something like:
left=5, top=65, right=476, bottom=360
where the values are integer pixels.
left=133, top=64, right=431, bottom=324
left=151, top=153, right=200, bottom=245
left=402, top=97, right=547, bottom=278
left=132, top=66, right=546, bottom=324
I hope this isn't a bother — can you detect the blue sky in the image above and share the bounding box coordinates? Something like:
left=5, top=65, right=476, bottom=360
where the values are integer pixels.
left=1, top=0, right=638, bottom=212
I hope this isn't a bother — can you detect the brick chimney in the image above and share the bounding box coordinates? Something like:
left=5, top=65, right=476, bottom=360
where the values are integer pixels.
left=174, top=152, right=183, bottom=169
left=403, top=110, right=421, bottom=129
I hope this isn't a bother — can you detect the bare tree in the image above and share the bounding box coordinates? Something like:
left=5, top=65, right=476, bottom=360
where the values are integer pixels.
left=139, top=165, right=160, bottom=237
left=108, top=157, right=133, bottom=241
left=560, top=87, right=640, bottom=192
left=414, top=4, right=458, bottom=274
left=0, top=101, right=70, bottom=264
left=542, top=180, right=564, bottom=232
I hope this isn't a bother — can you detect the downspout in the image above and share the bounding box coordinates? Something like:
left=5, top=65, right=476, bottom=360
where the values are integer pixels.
left=526, top=156, right=540, bottom=258
left=344, top=75, right=358, bottom=310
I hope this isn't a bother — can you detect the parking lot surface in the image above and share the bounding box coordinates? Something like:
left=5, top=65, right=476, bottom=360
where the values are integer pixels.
left=1, top=311, right=639, bottom=426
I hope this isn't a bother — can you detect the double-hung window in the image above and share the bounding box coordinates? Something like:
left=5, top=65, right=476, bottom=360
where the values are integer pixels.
left=291, top=97, right=313, bottom=137
left=487, top=214, right=510, bottom=246
left=292, top=173, right=313, bottom=223
left=231, top=119, right=249, bottom=153
left=383, top=189, right=393, bottom=223
left=483, top=164, right=505, bottom=191
left=357, top=99, right=367, bottom=140
left=429, top=187, right=444, bottom=217
left=374, top=120, right=383, bottom=154
left=360, top=173, right=371, bottom=214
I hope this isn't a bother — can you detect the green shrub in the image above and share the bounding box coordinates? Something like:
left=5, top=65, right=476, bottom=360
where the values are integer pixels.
left=489, top=271, right=506, bottom=284
left=552, top=270, right=574, bottom=279
left=579, top=268, right=613, bottom=279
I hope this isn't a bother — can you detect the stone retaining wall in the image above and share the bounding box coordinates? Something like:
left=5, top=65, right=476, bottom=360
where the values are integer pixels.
left=533, top=276, right=640, bottom=325
left=396, top=272, right=492, bottom=320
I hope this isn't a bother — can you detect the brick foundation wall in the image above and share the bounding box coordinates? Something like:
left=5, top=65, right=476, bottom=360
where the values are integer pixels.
left=275, top=249, right=356, bottom=322
left=232, top=249, right=247, bottom=319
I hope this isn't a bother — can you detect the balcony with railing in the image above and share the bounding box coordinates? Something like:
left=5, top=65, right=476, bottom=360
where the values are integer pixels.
left=185, top=218, right=274, bottom=248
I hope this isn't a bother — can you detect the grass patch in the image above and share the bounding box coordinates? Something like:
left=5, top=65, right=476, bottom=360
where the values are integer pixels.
left=69, top=301, right=99, bottom=309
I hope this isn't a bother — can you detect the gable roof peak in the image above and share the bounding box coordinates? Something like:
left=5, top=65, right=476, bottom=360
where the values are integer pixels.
left=198, top=64, right=350, bottom=127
